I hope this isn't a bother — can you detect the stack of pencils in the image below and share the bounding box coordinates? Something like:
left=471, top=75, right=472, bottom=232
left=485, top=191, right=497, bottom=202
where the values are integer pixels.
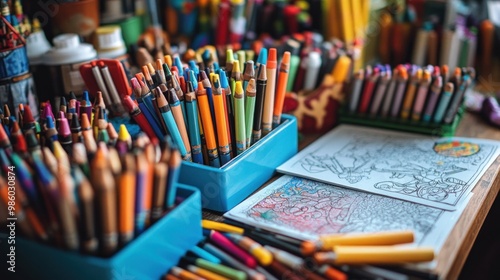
left=347, top=64, right=475, bottom=125
left=125, top=46, right=295, bottom=168
left=0, top=95, right=182, bottom=257
left=162, top=220, right=437, bottom=280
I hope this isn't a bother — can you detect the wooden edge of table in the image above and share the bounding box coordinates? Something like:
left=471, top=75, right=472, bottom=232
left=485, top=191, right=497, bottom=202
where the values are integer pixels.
left=432, top=156, right=500, bottom=279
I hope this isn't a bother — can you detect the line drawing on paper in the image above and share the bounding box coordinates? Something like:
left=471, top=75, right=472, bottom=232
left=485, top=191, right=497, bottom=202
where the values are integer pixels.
left=292, top=130, right=496, bottom=207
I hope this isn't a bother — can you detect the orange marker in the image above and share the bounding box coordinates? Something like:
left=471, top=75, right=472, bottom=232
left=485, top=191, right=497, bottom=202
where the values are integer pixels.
left=272, top=51, right=291, bottom=128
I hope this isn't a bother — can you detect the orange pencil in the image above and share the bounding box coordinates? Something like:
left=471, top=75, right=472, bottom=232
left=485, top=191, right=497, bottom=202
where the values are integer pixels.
left=213, top=75, right=231, bottom=165
left=272, top=51, right=291, bottom=128
left=197, top=82, right=221, bottom=168
left=91, top=143, right=118, bottom=256
left=117, top=153, right=136, bottom=245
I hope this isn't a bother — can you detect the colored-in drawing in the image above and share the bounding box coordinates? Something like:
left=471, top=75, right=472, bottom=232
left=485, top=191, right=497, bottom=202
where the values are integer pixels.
left=225, top=176, right=464, bottom=248
left=278, top=125, right=500, bottom=210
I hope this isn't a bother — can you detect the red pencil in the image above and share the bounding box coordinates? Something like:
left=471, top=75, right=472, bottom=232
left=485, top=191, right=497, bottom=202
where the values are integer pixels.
left=122, top=96, right=158, bottom=142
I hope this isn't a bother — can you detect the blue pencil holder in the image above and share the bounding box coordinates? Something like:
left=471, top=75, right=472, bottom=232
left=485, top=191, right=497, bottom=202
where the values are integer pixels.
left=179, top=114, right=298, bottom=212
left=3, top=185, right=202, bottom=280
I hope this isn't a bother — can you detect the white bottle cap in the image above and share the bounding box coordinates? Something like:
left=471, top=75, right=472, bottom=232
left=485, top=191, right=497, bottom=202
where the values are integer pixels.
left=26, top=30, right=52, bottom=65
left=43, top=33, right=97, bottom=65
left=95, top=26, right=127, bottom=58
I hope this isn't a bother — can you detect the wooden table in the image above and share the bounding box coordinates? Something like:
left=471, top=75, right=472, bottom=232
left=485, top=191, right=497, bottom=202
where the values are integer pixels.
left=203, top=112, right=500, bottom=280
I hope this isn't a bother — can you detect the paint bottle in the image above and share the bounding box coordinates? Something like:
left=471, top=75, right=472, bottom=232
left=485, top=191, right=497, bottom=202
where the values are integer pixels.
left=42, top=34, right=96, bottom=109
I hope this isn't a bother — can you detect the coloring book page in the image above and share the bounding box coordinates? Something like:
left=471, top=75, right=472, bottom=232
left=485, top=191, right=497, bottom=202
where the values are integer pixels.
left=277, top=125, right=500, bottom=210
left=224, top=175, right=470, bottom=253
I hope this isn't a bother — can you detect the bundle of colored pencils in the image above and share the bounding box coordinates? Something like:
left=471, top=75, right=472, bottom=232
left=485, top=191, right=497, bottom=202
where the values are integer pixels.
left=0, top=95, right=181, bottom=257
left=127, top=46, right=295, bottom=168
left=162, top=220, right=437, bottom=280
left=347, top=64, right=475, bottom=125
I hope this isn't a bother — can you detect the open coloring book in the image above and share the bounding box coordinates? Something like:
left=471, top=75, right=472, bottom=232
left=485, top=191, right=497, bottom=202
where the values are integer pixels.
left=277, top=125, right=500, bottom=210
left=224, top=175, right=470, bottom=253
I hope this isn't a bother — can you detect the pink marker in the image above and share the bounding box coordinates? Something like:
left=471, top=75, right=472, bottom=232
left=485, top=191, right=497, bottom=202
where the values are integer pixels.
left=209, top=230, right=258, bottom=268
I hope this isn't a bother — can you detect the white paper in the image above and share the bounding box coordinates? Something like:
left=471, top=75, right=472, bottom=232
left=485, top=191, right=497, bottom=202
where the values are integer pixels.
left=277, top=125, right=500, bottom=210
left=224, top=175, right=471, bottom=256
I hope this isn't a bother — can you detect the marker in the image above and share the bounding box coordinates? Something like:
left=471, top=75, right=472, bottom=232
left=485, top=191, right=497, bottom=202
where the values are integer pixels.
left=225, top=233, right=273, bottom=266
left=189, top=245, right=222, bottom=264
left=208, top=230, right=258, bottom=268
left=201, top=220, right=244, bottom=234
left=313, top=246, right=434, bottom=265
left=301, top=230, right=415, bottom=255
left=203, top=243, right=265, bottom=280
left=179, top=255, right=246, bottom=280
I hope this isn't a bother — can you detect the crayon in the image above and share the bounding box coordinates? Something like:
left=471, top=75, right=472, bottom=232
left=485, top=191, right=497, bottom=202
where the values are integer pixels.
left=134, top=151, right=152, bottom=234
left=348, top=70, right=364, bottom=113
left=390, top=67, right=409, bottom=118
left=262, top=48, right=277, bottom=135
left=244, top=78, right=257, bottom=148
left=233, top=81, right=246, bottom=155
left=412, top=70, right=432, bottom=121
left=369, top=67, right=390, bottom=116
left=117, top=153, right=136, bottom=245
left=170, top=266, right=205, bottom=280
left=122, top=95, right=158, bottom=142
left=444, top=75, right=469, bottom=124
left=358, top=66, right=380, bottom=114
left=203, top=243, right=265, bottom=280
left=272, top=51, right=291, bottom=128
left=423, top=76, right=443, bottom=122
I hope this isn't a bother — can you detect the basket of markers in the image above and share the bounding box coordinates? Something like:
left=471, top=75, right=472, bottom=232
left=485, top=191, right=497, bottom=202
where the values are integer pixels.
left=339, top=64, right=473, bottom=136
left=0, top=99, right=202, bottom=279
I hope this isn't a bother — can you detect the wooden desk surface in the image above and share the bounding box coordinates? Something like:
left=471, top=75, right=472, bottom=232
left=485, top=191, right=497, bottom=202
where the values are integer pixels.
left=203, top=112, right=500, bottom=280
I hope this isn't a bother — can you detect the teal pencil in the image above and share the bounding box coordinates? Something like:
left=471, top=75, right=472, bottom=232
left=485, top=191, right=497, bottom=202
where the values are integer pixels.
left=166, top=146, right=181, bottom=208
left=433, top=83, right=454, bottom=123
left=184, top=81, right=204, bottom=164
left=244, top=79, right=257, bottom=148
left=155, top=88, right=188, bottom=159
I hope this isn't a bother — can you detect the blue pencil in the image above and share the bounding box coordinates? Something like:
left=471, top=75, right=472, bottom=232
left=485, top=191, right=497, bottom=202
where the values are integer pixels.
left=184, top=81, right=204, bottom=164
left=155, top=88, right=188, bottom=159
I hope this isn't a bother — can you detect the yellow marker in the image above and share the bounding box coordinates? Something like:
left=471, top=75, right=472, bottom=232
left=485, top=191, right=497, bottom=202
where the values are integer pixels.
left=226, top=233, right=273, bottom=266
left=186, top=265, right=230, bottom=280
left=331, top=55, right=352, bottom=83
left=201, top=220, right=244, bottom=234
left=301, top=230, right=414, bottom=255
left=314, top=246, right=434, bottom=265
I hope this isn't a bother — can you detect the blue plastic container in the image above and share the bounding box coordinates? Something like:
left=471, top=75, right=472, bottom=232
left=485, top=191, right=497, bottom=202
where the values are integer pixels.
left=179, top=114, right=298, bottom=212
left=0, top=46, right=29, bottom=80
left=3, top=185, right=202, bottom=280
